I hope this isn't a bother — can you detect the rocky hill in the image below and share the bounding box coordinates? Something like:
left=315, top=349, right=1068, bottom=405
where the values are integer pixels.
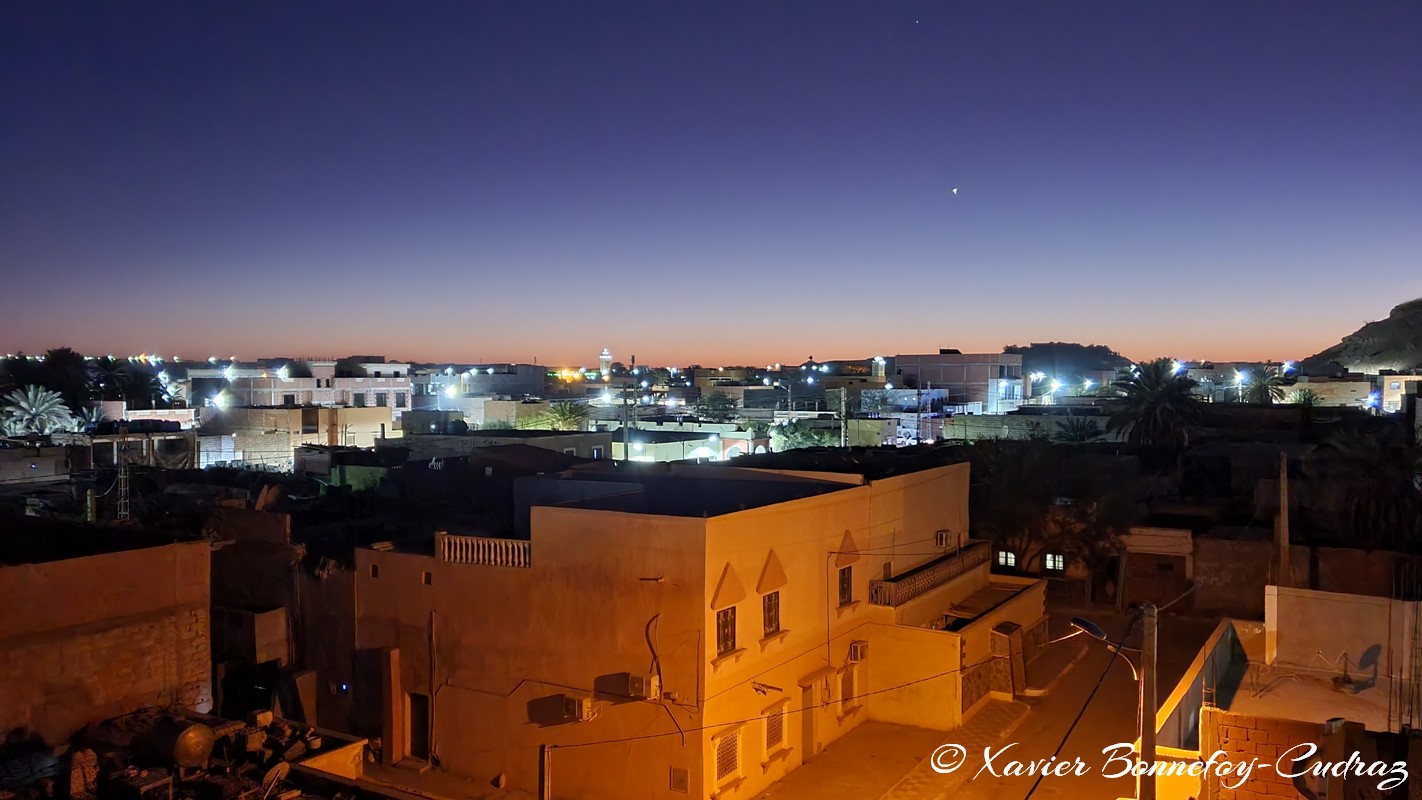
left=1302, top=298, right=1422, bottom=374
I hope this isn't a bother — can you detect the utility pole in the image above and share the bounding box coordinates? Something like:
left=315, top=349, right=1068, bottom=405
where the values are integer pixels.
left=538, top=744, right=552, bottom=800
left=1139, top=602, right=1158, bottom=800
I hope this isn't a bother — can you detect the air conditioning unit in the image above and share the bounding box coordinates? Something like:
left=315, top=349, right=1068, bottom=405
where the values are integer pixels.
left=563, top=694, right=595, bottom=722
left=626, top=673, right=661, bottom=700
left=847, top=640, right=868, bottom=663
left=935, top=530, right=954, bottom=551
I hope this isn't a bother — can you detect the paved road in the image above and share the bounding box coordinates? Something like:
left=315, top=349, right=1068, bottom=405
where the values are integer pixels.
left=950, top=611, right=1219, bottom=800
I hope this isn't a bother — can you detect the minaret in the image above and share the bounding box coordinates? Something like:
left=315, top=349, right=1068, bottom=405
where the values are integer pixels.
left=599, top=348, right=612, bottom=376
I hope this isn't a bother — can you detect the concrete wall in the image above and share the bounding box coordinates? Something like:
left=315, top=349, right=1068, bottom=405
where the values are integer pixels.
left=0, top=541, right=212, bottom=744
left=0, top=446, right=69, bottom=484
left=863, top=623, right=960, bottom=729
left=1192, top=539, right=1412, bottom=619
left=1265, top=586, right=1409, bottom=681
left=356, top=509, right=709, bottom=800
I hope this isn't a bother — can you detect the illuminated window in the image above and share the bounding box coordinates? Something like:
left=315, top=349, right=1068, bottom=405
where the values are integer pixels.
left=1045, top=553, right=1065, bottom=572
left=838, top=566, right=853, bottom=607
left=1391, top=382, right=1401, bottom=390
left=763, top=591, right=781, bottom=637
left=716, top=606, right=737, bottom=656
left=996, top=551, right=1016, bottom=568
left=714, top=729, right=741, bottom=783
left=764, top=702, right=787, bottom=754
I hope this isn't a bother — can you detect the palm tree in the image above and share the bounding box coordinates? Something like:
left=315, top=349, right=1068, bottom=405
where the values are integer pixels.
left=74, top=406, right=106, bottom=432
left=538, top=401, right=592, bottom=431
left=1243, top=366, right=1285, bottom=404
left=89, top=357, right=132, bottom=401
left=1289, top=388, right=1322, bottom=407
left=1056, top=415, right=1104, bottom=443
left=41, top=347, right=90, bottom=410
left=3, top=385, right=76, bottom=434
left=1310, top=424, right=1422, bottom=549
left=1106, top=358, right=1203, bottom=452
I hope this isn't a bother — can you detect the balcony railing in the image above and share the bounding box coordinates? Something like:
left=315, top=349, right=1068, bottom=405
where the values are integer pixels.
left=869, top=540, right=989, bottom=607
left=437, top=532, right=531, bottom=568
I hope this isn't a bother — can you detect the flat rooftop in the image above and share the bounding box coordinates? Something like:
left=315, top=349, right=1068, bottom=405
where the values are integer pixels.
left=613, top=429, right=718, bottom=444
left=726, top=446, right=968, bottom=480
left=546, top=470, right=851, bottom=518
left=467, top=429, right=600, bottom=438
left=1228, top=666, right=1393, bottom=732
left=0, top=515, right=188, bottom=567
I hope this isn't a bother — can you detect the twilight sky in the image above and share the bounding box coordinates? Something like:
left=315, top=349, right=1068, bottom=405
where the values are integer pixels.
left=2, top=1, right=1419, bottom=366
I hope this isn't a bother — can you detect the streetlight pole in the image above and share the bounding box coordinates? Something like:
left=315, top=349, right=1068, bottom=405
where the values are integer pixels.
left=1139, top=602, right=1158, bottom=800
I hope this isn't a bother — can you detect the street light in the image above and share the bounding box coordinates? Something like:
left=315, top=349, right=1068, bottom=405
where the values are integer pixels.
left=1055, top=607, right=1158, bottom=800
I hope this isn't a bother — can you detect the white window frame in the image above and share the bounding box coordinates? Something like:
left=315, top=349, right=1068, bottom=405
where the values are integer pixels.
left=1044, top=553, right=1065, bottom=572
left=713, top=727, right=742, bottom=786
left=997, top=550, right=1016, bottom=568
left=762, top=700, right=789, bottom=758
left=839, top=665, right=858, bottom=713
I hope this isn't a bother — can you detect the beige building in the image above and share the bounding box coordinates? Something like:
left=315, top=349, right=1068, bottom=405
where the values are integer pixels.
left=354, top=458, right=1045, bottom=799
left=890, top=350, right=1029, bottom=414
left=1378, top=374, right=1422, bottom=413
left=1285, top=375, right=1372, bottom=407
left=198, top=406, right=394, bottom=470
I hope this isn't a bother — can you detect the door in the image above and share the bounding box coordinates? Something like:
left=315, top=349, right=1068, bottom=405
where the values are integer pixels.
left=407, top=692, right=430, bottom=760
left=800, top=684, right=816, bottom=759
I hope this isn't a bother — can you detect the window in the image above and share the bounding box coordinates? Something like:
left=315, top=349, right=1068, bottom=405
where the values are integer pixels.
left=564, top=448, right=577, bottom=455
left=373, top=370, right=383, bottom=378
left=1391, top=382, right=1401, bottom=390
left=591, top=447, right=603, bottom=460
left=369, top=565, right=379, bottom=578
left=716, top=606, right=737, bottom=656
left=1044, top=553, right=1065, bottom=572
left=764, top=702, right=787, bottom=754
left=396, top=392, right=407, bottom=408
left=394, top=371, right=403, bottom=378
left=376, top=392, right=388, bottom=407
left=422, top=571, right=432, bottom=586
left=840, top=667, right=857, bottom=710
left=714, top=729, right=741, bottom=783
left=283, top=393, right=296, bottom=407
left=997, top=550, right=1016, bottom=568
left=838, top=566, right=853, bottom=606
left=353, top=392, right=366, bottom=408
left=762, top=591, right=781, bottom=637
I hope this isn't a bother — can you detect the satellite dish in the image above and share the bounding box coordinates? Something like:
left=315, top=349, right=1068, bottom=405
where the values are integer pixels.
left=1069, top=616, right=1108, bottom=642
left=260, top=763, right=291, bottom=800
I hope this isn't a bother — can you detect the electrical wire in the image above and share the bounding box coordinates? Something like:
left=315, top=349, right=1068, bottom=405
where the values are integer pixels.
left=1023, top=613, right=1141, bottom=799
left=549, top=651, right=1008, bottom=751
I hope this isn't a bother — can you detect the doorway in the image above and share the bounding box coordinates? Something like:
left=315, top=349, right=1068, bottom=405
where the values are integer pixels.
left=406, top=692, right=430, bottom=760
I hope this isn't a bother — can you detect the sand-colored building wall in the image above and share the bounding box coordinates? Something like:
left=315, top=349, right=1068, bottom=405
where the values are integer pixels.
left=356, top=509, right=709, bottom=800
left=699, top=486, right=885, bottom=797
left=0, top=541, right=212, bottom=745
left=861, top=623, right=962, bottom=729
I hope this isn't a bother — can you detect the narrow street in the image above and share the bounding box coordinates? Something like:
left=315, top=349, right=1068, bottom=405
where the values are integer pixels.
left=951, top=611, right=1219, bottom=800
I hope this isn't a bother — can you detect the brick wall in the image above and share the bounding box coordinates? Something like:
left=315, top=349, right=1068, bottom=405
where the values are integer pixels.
left=1200, top=706, right=1324, bottom=800
left=0, top=541, right=212, bottom=745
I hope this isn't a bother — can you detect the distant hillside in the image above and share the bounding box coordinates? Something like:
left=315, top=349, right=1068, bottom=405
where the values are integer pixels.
left=1002, top=342, right=1131, bottom=377
left=1302, top=298, right=1422, bottom=374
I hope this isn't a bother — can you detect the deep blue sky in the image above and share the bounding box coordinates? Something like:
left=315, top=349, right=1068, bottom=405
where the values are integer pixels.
left=2, top=1, right=1419, bottom=365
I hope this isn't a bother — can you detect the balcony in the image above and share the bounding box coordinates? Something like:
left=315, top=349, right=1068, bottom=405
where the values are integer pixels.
left=868, top=540, right=989, bottom=607
left=437, top=532, right=531, bottom=568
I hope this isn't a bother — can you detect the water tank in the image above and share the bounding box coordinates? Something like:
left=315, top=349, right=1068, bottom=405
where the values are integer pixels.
left=144, top=717, right=215, bottom=768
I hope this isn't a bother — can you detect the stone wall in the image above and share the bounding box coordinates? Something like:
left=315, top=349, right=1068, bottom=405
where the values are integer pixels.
left=1193, top=539, right=1418, bottom=619
left=0, top=541, right=212, bottom=745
